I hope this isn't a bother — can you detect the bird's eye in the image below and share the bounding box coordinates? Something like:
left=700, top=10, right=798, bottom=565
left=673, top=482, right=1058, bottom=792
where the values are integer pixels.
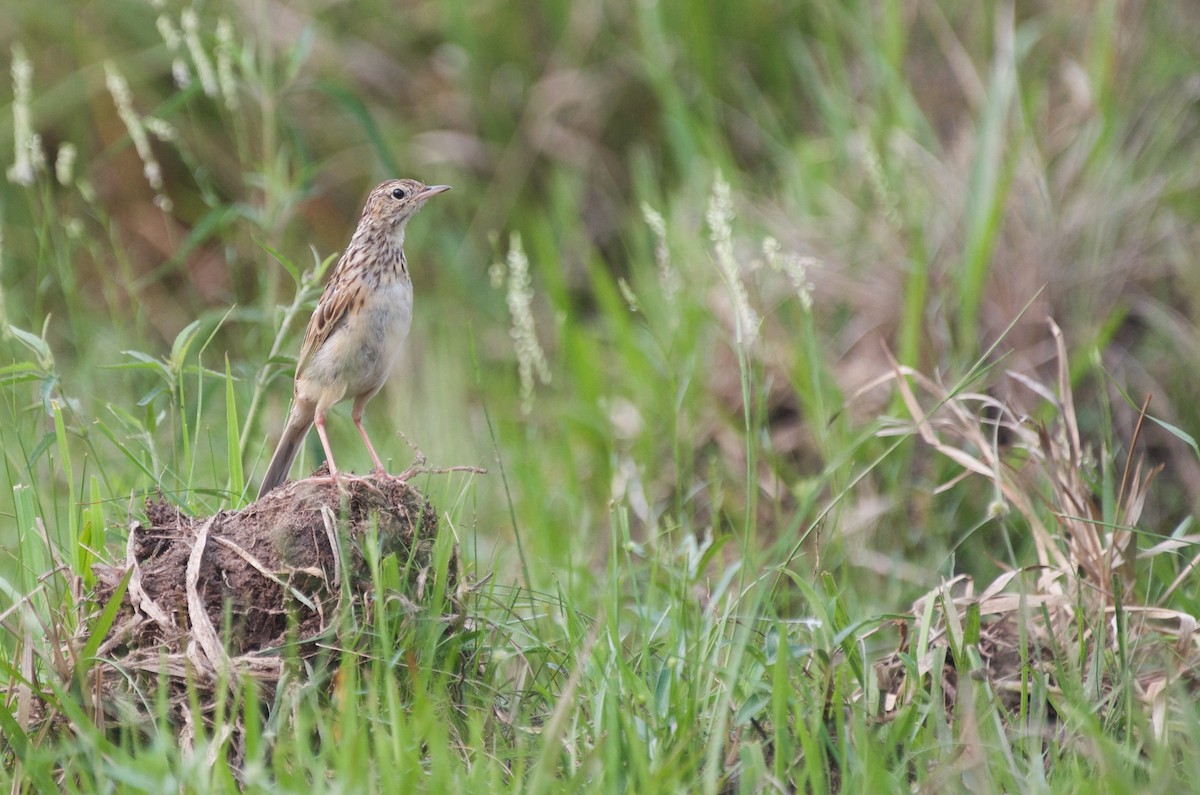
left=391, top=187, right=407, bottom=200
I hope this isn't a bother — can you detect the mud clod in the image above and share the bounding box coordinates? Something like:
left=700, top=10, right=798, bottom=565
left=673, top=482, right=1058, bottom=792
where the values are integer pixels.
left=85, top=472, right=455, bottom=746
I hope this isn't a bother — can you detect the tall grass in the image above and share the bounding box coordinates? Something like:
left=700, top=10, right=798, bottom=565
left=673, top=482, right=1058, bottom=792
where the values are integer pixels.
left=2, top=0, right=1200, bottom=791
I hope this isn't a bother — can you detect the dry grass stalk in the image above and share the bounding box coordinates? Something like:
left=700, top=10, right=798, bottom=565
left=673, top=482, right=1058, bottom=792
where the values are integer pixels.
left=873, top=319, right=1196, bottom=738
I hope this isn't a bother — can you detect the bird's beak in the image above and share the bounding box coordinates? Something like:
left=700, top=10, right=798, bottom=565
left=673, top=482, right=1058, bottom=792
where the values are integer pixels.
left=420, top=185, right=451, bottom=199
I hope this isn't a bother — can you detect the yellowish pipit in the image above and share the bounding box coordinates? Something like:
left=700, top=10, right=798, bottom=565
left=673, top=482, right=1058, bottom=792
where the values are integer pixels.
left=258, top=179, right=450, bottom=497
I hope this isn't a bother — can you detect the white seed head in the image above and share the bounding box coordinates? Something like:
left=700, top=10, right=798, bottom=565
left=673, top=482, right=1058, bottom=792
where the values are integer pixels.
left=617, top=277, right=640, bottom=313
left=143, top=116, right=178, bottom=142
left=640, top=201, right=678, bottom=304
left=763, top=236, right=815, bottom=311
left=501, top=233, right=551, bottom=414
left=156, top=15, right=181, bottom=49
left=181, top=9, right=218, bottom=97
left=706, top=172, right=759, bottom=343
left=156, top=16, right=192, bottom=90
left=7, top=45, right=44, bottom=186
left=488, top=260, right=506, bottom=289
left=215, top=17, right=240, bottom=111
left=172, top=59, right=193, bottom=90
left=54, top=143, right=76, bottom=186
left=861, top=136, right=901, bottom=233
left=104, top=62, right=170, bottom=211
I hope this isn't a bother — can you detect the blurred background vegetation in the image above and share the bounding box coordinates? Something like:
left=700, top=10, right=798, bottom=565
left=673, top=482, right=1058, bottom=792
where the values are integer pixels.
left=4, top=0, right=1200, bottom=788
left=0, top=0, right=1197, bottom=601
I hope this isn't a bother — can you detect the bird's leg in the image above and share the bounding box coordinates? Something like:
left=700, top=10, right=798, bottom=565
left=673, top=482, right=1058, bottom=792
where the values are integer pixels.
left=351, top=397, right=387, bottom=476
left=313, top=411, right=340, bottom=485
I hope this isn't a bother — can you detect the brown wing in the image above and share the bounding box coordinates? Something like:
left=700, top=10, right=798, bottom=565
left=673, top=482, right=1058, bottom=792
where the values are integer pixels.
left=294, top=258, right=362, bottom=378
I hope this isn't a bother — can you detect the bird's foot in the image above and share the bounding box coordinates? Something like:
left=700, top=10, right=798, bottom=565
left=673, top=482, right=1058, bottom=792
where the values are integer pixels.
left=304, top=474, right=343, bottom=488
left=312, top=471, right=391, bottom=495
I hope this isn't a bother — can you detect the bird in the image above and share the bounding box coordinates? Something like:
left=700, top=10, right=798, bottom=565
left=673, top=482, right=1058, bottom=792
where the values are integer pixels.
left=258, top=178, right=450, bottom=498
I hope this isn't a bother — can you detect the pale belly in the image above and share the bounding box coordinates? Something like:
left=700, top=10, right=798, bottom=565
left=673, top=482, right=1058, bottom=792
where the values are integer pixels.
left=299, top=280, right=413, bottom=407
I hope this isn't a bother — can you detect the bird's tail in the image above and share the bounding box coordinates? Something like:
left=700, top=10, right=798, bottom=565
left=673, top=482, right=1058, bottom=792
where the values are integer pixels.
left=258, top=402, right=315, bottom=498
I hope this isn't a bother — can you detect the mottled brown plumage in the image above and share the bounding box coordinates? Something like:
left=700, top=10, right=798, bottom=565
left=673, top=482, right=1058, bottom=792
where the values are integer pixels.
left=259, top=179, right=450, bottom=497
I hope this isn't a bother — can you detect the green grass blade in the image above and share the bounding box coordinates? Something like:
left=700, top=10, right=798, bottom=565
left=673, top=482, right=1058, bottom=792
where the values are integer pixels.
left=225, top=354, right=244, bottom=506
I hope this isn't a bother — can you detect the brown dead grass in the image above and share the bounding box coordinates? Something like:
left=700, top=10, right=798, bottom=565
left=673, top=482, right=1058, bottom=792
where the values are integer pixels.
left=870, top=320, right=1199, bottom=738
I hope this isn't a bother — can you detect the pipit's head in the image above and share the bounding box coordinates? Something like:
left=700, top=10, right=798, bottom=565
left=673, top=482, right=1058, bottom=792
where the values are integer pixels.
left=358, top=178, right=451, bottom=235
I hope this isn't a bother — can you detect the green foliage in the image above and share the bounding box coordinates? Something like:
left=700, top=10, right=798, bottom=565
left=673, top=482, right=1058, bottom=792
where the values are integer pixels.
left=1, top=0, right=1199, bottom=791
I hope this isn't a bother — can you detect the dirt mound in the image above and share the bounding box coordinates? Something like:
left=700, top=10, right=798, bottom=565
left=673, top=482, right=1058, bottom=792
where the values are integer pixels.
left=85, top=472, right=457, bottom=745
